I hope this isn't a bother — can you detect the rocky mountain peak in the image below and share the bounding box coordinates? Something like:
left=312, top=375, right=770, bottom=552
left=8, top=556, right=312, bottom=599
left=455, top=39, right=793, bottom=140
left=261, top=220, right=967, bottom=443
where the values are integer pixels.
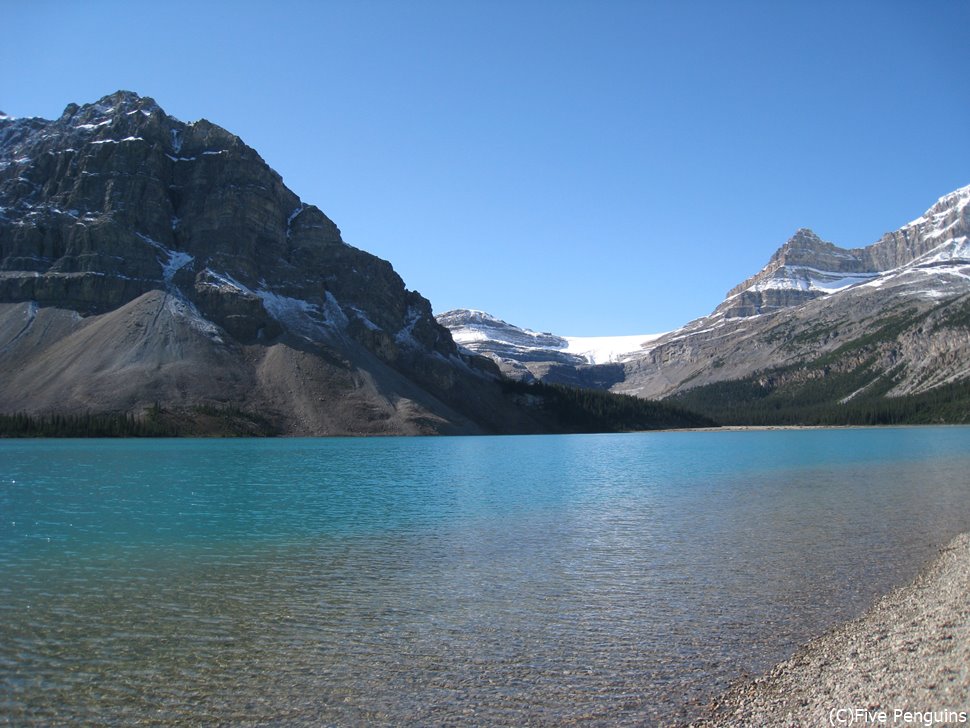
left=1, top=92, right=466, bottom=403
left=588, top=183, right=970, bottom=408
left=716, top=228, right=873, bottom=318
left=72, top=90, right=160, bottom=118
left=789, top=227, right=822, bottom=243
left=780, top=228, right=823, bottom=252
left=1, top=92, right=568, bottom=435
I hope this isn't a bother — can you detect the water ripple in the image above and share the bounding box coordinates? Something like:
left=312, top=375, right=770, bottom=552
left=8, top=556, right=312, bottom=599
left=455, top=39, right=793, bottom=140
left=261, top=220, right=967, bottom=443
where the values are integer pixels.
left=1, top=429, right=970, bottom=725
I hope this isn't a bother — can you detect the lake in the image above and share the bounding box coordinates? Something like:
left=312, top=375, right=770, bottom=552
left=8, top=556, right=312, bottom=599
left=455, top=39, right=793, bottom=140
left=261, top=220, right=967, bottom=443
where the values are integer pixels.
left=2, top=428, right=970, bottom=725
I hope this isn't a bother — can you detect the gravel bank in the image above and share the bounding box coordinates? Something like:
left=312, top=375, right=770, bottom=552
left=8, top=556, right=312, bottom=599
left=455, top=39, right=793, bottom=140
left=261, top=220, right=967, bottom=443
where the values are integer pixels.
left=688, top=532, right=970, bottom=727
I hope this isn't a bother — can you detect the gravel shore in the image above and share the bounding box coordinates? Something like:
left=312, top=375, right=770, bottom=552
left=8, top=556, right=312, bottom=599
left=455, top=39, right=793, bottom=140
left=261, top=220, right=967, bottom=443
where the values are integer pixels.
left=688, top=532, right=970, bottom=727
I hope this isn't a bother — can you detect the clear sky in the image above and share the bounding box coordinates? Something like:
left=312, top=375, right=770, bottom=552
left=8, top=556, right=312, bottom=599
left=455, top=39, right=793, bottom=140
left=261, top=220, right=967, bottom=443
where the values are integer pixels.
left=3, top=1, right=968, bottom=335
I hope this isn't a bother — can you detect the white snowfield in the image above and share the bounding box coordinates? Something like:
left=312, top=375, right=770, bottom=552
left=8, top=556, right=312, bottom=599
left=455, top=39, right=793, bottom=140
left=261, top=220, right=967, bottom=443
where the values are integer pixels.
left=561, top=333, right=665, bottom=364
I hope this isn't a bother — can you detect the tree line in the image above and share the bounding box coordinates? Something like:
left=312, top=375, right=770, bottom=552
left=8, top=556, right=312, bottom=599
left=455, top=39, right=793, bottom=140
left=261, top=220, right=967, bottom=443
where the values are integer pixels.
left=0, top=411, right=181, bottom=438
left=0, top=403, right=279, bottom=438
left=670, top=369, right=970, bottom=426
left=502, top=379, right=717, bottom=432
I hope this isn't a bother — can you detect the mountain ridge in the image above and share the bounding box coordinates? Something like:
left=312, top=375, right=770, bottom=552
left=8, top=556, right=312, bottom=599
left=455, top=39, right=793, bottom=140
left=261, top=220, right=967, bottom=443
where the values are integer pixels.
left=4, top=91, right=967, bottom=430
left=440, top=183, right=970, bottom=421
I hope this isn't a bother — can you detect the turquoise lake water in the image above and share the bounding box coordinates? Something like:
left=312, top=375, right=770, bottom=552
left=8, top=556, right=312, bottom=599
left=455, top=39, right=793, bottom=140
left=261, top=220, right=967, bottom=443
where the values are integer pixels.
left=2, top=427, right=970, bottom=725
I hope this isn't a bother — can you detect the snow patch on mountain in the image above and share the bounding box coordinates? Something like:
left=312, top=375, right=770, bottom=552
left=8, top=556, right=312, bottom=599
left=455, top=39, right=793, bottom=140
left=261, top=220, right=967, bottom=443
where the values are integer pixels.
left=741, top=266, right=877, bottom=296
left=562, top=333, right=666, bottom=365
left=165, top=295, right=225, bottom=344
left=258, top=289, right=341, bottom=341
left=438, top=309, right=662, bottom=366
left=444, top=309, right=563, bottom=349
left=136, top=232, right=194, bottom=288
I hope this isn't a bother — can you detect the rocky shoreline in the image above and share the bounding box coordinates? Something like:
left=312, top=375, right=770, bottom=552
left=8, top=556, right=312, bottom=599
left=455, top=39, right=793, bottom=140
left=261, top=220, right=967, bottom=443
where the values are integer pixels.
left=686, top=533, right=970, bottom=727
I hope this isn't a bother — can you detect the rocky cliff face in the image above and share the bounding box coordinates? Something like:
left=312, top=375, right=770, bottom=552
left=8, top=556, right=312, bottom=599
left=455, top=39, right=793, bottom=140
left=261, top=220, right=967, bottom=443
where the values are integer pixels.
left=864, top=186, right=970, bottom=270
left=714, top=229, right=878, bottom=318
left=0, top=91, right=446, bottom=349
left=0, top=91, right=537, bottom=435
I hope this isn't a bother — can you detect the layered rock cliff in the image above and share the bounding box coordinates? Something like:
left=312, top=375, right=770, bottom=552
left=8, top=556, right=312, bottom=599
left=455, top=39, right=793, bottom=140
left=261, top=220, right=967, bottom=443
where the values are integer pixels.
left=0, top=91, right=444, bottom=348
left=0, top=92, right=537, bottom=435
left=714, top=229, right=878, bottom=318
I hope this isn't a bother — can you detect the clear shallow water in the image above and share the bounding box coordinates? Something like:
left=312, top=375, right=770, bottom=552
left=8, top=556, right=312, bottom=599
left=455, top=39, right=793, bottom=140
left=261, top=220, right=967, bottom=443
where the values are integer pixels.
left=2, top=428, right=970, bottom=725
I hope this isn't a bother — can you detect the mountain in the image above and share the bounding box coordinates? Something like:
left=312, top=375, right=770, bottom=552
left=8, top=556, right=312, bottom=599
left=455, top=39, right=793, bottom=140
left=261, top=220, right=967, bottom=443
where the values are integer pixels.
left=0, top=92, right=551, bottom=435
left=7, top=93, right=963, bottom=431
left=712, top=228, right=880, bottom=319
left=714, top=185, right=970, bottom=319
left=441, top=184, right=970, bottom=424
left=619, top=184, right=970, bottom=404
left=436, top=308, right=662, bottom=387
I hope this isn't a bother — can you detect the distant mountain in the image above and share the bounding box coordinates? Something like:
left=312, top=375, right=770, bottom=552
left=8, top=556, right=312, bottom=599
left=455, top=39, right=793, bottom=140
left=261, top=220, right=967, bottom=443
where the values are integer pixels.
left=619, top=184, right=970, bottom=402
left=437, top=309, right=582, bottom=368
left=436, top=308, right=661, bottom=386
left=0, top=92, right=569, bottom=435
left=442, top=184, right=970, bottom=424
left=715, top=186, right=970, bottom=318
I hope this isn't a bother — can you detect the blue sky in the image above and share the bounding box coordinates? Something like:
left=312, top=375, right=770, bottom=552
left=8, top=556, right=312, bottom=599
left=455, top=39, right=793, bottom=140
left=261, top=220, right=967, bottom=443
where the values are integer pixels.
left=3, top=1, right=968, bottom=335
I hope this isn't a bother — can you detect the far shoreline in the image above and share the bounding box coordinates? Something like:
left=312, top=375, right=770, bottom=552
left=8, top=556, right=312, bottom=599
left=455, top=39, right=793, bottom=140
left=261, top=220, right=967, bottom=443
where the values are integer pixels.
left=4, top=421, right=970, bottom=439
left=669, top=423, right=970, bottom=433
